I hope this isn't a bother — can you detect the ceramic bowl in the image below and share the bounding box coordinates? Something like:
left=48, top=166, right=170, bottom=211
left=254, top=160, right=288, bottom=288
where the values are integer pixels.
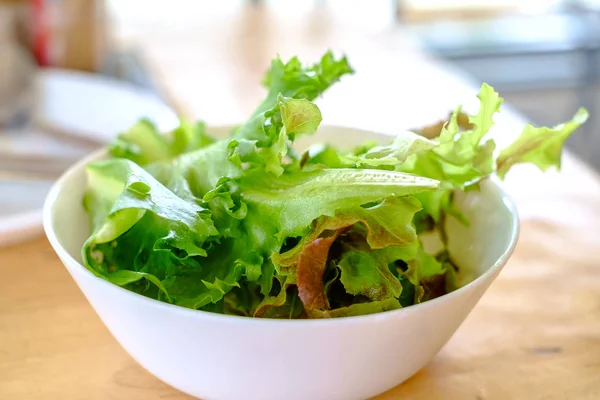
left=43, top=125, right=519, bottom=400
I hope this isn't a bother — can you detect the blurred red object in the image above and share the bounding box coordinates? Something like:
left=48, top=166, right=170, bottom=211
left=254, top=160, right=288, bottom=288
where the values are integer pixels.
left=32, top=0, right=48, bottom=66
left=26, top=0, right=108, bottom=71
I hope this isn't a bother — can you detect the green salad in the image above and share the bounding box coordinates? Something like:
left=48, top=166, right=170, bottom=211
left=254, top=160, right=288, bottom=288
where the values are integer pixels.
left=82, top=51, right=588, bottom=318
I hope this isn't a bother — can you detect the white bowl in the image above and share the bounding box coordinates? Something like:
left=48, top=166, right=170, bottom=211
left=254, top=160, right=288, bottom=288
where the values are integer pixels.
left=43, top=125, right=519, bottom=400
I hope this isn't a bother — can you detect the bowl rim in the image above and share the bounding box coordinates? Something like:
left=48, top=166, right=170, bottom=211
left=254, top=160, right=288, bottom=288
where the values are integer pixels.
left=43, top=124, right=520, bottom=326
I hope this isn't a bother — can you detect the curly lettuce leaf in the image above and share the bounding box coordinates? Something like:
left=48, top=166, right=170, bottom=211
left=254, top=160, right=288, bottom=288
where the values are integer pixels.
left=162, top=238, right=245, bottom=309
left=397, top=86, right=587, bottom=229
left=228, top=52, right=352, bottom=176
left=434, top=83, right=502, bottom=165
left=496, top=107, right=589, bottom=179
left=82, top=159, right=251, bottom=308
left=229, top=96, right=323, bottom=176
left=388, top=84, right=501, bottom=235
left=398, top=83, right=500, bottom=191
left=253, top=51, right=353, bottom=119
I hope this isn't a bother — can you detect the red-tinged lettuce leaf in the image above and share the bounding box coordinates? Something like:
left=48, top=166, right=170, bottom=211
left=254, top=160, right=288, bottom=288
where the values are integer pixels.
left=213, top=160, right=436, bottom=311
left=218, top=169, right=436, bottom=307
left=279, top=95, right=323, bottom=137
left=271, top=196, right=423, bottom=309
left=296, top=230, right=346, bottom=310
left=496, top=107, right=588, bottom=179
left=412, top=110, right=474, bottom=140
left=419, top=274, right=448, bottom=302
left=273, top=196, right=423, bottom=270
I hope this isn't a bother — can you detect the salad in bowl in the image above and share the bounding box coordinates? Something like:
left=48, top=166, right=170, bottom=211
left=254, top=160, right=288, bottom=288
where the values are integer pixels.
left=79, top=51, right=586, bottom=320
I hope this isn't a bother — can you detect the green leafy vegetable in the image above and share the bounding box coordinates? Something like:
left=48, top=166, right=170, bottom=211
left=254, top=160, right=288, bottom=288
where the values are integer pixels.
left=496, top=107, right=589, bottom=179
left=81, top=51, right=588, bottom=319
left=110, top=119, right=214, bottom=166
left=229, top=95, right=323, bottom=176
left=254, top=51, right=353, bottom=119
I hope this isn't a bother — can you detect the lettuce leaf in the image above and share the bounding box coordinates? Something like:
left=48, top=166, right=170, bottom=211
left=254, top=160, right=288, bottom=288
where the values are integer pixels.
left=228, top=52, right=352, bottom=176
left=496, top=107, right=589, bottom=179
left=110, top=119, right=213, bottom=166
left=229, top=95, right=323, bottom=176
left=295, top=230, right=344, bottom=310
left=240, top=169, right=437, bottom=240
left=253, top=50, right=353, bottom=119
left=397, top=83, right=500, bottom=191
left=337, top=244, right=415, bottom=301
left=82, top=159, right=228, bottom=304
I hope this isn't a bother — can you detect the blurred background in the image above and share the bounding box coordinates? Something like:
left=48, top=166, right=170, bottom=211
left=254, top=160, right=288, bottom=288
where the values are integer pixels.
left=1, top=0, right=599, bottom=244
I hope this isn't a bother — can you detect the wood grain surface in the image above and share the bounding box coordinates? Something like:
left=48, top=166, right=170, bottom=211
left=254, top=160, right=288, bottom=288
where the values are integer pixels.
left=1, top=3, right=600, bottom=399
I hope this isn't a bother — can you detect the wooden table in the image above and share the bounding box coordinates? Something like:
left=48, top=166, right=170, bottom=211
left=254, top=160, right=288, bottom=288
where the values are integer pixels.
left=2, top=3, right=600, bottom=399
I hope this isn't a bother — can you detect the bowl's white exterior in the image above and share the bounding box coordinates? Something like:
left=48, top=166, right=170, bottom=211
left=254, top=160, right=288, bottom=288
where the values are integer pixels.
left=43, top=125, right=519, bottom=400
